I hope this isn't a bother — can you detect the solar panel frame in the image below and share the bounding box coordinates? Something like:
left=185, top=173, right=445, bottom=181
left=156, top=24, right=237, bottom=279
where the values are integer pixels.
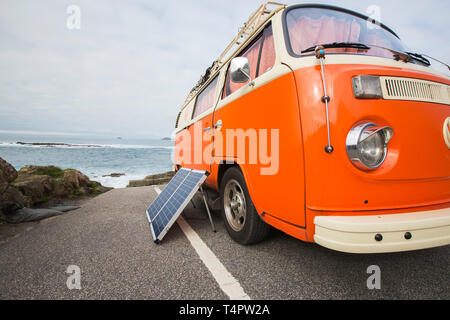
left=146, top=168, right=189, bottom=222
left=146, top=168, right=208, bottom=243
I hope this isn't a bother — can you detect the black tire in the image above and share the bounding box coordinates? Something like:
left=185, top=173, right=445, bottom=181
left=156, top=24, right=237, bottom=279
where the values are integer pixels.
left=220, top=166, right=270, bottom=245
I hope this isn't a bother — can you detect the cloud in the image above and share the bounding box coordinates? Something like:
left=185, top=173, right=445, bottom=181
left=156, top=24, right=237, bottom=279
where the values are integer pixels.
left=0, top=129, right=83, bottom=136
left=0, top=0, right=448, bottom=138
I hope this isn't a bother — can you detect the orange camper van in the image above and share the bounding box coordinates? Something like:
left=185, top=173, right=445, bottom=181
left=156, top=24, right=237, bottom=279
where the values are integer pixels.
left=174, top=3, right=450, bottom=254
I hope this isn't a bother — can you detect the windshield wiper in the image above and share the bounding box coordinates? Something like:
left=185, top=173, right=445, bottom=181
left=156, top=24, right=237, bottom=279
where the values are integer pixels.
left=379, top=47, right=431, bottom=67
left=363, top=44, right=431, bottom=67
left=301, top=42, right=371, bottom=54
left=405, top=52, right=431, bottom=66
left=301, top=42, right=444, bottom=70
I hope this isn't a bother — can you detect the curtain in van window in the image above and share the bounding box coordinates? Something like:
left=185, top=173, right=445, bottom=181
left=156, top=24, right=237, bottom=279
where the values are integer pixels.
left=227, top=37, right=262, bottom=94
left=258, top=26, right=275, bottom=76
left=362, top=32, right=395, bottom=59
left=225, top=25, right=276, bottom=97
left=289, top=16, right=360, bottom=54
left=193, top=76, right=218, bottom=119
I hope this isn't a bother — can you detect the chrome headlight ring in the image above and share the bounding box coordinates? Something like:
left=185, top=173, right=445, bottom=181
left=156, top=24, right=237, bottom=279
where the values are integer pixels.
left=346, top=122, right=394, bottom=171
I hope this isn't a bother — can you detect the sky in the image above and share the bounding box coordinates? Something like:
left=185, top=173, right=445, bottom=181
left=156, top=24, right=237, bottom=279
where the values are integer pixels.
left=0, top=0, right=449, bottom=139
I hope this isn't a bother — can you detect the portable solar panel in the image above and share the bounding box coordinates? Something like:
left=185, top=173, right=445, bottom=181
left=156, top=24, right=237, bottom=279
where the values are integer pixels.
left=146, top=168, right=209, bottom=243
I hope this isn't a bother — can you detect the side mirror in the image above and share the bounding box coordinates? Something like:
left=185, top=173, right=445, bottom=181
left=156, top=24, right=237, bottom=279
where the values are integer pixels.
left=230, top=57, right=254, bottom=86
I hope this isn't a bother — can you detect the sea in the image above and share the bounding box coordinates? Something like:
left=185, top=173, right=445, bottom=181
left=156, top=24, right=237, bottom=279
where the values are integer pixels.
left=0, top=134, right=174, bottom=188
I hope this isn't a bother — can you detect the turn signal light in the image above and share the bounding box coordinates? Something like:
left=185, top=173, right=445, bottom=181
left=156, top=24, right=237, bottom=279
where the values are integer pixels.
left=352, top=75, right=382, bottom=99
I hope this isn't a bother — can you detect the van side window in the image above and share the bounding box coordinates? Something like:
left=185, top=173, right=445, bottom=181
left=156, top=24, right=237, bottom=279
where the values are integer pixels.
left=223, top=24, right=275, bottom=98
left=257, top=25, right=275, bottom=75
left=192, top=76, right=218, bottom=119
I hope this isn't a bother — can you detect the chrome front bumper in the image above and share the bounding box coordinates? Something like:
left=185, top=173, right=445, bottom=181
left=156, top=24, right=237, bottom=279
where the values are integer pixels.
left=314, top=207, right=450, bottom=254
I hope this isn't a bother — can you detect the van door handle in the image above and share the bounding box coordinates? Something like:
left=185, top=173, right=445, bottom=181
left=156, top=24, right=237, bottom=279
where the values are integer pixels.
left=203, top=127, right=212, bottom=131
left=213, top=120, right=222, bottom=130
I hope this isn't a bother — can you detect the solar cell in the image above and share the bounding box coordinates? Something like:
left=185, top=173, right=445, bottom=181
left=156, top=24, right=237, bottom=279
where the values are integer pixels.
left=146, top=168, right=208, bottom=243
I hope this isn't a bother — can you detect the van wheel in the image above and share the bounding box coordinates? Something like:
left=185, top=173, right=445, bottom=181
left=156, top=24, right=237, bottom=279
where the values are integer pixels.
left=220, top=167, right=270, bottom=245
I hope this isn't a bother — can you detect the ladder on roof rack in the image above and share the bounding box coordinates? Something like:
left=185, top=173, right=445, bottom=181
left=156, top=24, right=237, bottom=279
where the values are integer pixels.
left=182, top=2, right=286, bottom=107
left=216, top=2, right=285, bottom=68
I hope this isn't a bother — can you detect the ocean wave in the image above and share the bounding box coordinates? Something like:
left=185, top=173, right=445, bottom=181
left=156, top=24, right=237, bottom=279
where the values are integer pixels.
left=0, top=141, right=174, bottom=150
left=105, top=144, right=174, bottom=150
left=89, top=173, right=148, bottom=189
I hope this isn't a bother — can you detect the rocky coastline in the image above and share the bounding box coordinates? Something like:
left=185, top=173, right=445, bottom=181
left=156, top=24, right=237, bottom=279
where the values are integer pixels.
left=0, top=157, right=112, bottom=223
left=127, top=171, right=175, bottom=187
left=0, top=156, right=176, bottom=223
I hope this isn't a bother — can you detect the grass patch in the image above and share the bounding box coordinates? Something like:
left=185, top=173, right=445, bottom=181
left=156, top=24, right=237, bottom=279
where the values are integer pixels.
left=33, top=166, right=64, bottom=178
left=73, top=189, right=84, bottom=197
left=92, top=189, right=101, bottom=195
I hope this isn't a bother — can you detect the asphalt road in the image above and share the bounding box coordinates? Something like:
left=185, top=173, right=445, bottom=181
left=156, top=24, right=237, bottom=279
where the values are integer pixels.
left=0, top=186, right=449, bottom=300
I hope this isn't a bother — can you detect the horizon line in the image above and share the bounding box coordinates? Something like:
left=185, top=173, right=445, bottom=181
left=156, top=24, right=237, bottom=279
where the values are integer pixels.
left=0, top=129, right=168, bottom=138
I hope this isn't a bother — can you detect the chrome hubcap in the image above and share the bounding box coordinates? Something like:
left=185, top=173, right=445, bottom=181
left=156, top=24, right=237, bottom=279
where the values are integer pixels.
left=224, top=179, right=246, bottom=232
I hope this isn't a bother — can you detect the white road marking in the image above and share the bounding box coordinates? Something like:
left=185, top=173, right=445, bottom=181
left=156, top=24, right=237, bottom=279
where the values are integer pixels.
left=154, top=186, right=250, bottom=300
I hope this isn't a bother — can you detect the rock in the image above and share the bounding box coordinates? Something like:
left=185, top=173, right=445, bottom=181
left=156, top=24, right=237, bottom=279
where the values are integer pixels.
left=77, top=172, right=91, bottom=186
left=53, top=178, right=69, bottom=197
left=143, top=171, right=175, bottom=180
left=127, top=171, right=175, bottom=188
left=62, top=170, right=92, bottom=189
left=17, top=165, right=42, bottom=176
left=11, top=165, right=112, bottom=206
left=102, top=173, right=125, bottom=178
left=12, top=175, right=53, bottom=204
left=95, top=185, right=112, bottom=193
left=0, top=186, right=25, bottom=214
left=126, top=180, right=147, bottom=188
left=0, top=157, right=18, bottom=183
left=0, top=159, right=112, bottom=223
left=16, top=142, right=102, bottom=148
left=0, top=180, right=8, bottom=195
left=89, top=181, right=100, bottom=188
left=0, top=158, right=24, bottom=214
left=61, top=170, right=80, bottom=190
left=23, top=196, right=33, bottom=208
left=17, top=165, right=64, bottom=179
left=52, top=171, right=92, bottom=197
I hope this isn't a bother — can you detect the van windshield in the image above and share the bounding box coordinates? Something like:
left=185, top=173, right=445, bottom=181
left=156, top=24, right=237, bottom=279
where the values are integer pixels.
left=285, top=7, right=408, bottom=60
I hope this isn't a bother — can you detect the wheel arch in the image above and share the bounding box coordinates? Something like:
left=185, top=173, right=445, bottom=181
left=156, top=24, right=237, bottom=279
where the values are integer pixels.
left=217, top=161, right=240, bottom=188
left=216, top=160, right=261, bottom=215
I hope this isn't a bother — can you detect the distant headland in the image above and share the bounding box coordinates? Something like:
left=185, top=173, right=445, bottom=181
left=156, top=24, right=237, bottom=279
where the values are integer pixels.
left=16, top=141, right=102, bottom=148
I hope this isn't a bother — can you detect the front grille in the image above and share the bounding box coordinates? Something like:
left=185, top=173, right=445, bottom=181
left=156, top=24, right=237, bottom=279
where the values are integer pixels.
left=380, top=76, right=450, bottom=105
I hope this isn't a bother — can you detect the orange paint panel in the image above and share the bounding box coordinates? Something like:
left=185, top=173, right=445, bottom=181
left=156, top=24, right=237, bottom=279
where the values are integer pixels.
left=175, top=114, right=213, bottom=174
left=213, top=73, right=307, bottom=227
left=293, top=64, right=450, bottom=213
left=262, top=213, right=309, bottom=242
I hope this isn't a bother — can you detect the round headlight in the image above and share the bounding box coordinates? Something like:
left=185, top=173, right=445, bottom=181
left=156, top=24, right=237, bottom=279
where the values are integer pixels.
left=346, top=122, right=393, bottom=170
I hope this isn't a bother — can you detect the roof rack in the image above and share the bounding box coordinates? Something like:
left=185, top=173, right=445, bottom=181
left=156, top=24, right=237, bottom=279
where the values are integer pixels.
left=182, top=2, right=286, bottom=108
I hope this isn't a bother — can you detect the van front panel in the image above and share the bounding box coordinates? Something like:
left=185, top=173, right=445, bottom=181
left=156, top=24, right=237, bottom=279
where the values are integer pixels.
left=292, top=63, right=450, bottom=213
